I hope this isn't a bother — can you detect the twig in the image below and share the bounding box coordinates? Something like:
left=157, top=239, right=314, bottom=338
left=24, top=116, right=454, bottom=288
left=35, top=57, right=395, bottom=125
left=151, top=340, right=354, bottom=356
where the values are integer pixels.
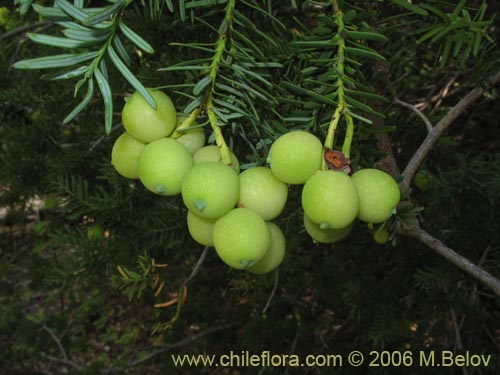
left=1, top=21, right=53, bottom=40
left=262, top=268, right=279, bottom=315
left=7, top=23, right=54, bottom=72
left=483, top=326, right=500, bottom=353
left=86, top=123, right=123, bottom=156
left=400, top=226, right=500, bottom=298
left=152, top=247, right=210, bottom=328
left=394, top=98, right=433, bottom=132
left=470, top=246, right=493, bottom=303
left=449, top=308, right=463, bottom=351
left=183, top=246, right=210, bottom=287
left=104, top=322, right=237, bottom=373
left=379, top=66, right=500, bottom=298
left=41, top=353, right=84, bottom=371
left=401, top=69, right=500, bottom=192
left=449, top=308, right=468, bottom=375
left=42, top=325, right=68, bottom=361
left=126, top=323, right=237, bottom=368
left=370, top=59, right=401, bottom=178
left=417, top=76, right=459, bottom=111
left=284, top=329, right=300, bottom=374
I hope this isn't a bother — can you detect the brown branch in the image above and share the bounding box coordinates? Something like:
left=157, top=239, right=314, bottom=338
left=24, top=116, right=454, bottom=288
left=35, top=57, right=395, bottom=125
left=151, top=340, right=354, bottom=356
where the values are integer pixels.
left=401, top=69, right=500, bottom=192
left=42, top=325, right=68, bottom=361
left=416, top=75, right=459, bottom=111
left=363, top=61, right=500, bottom=297
left=262, top=268, right=279, bottom=315
left=371, top=60, right=401, bottom=179
left=183, top=246, right=209, bottom=286
left=400, top=226, right=500, bottom=298
left=103, top=322, right=237, bottom=373
left=126, top=323, right=237, bottom=368
left=85, top=123, right=122, bottom=155
left=41, top=353, right=84, bottom=371
left=394, top=97, right=433, bottom=132
left=1, top=21, right=52, bottom=40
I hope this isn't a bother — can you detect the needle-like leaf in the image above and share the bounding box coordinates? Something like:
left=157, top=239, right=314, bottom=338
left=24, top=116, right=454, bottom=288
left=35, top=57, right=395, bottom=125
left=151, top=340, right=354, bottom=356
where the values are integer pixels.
left=108, top=45, right=156, bottom=109
left=94, top=67, right=113, bottom=134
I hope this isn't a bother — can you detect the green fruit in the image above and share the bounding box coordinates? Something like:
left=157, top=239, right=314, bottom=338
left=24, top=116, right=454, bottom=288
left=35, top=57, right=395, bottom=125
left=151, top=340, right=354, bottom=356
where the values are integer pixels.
left=43, top=196, right=58, bottom=210
left=302, top=170, right=359, bottom=229
left=213, top=208, right=270, bottom=269
left=122, top=89, right=177, bottom=143
left=373, top=228, right=389, bottom=244
left=351, top=168, right=400, bottom=224
left=33, top=220, right=51, bottom=235
left=87, top=224, right=104, bottom=240
left=238, top=167, right=288, bottom=221
left=303, top=214, right=353, bottom=243
left=193, top=145, right=239, bottom=173
left=268, top=131, right=323, bottom=184
left=247, top=222, right=286, bottom=274
left=138, top=138, right=193, bottom=196
left=111, top=132, right=146, bottom=179
left=182, top=162, right=239, bottom=219
left=187, top=210, right=216, bottom=247
left=414, top=170, right=431, bottom=190
left=174, top=116, right=206, bottom=154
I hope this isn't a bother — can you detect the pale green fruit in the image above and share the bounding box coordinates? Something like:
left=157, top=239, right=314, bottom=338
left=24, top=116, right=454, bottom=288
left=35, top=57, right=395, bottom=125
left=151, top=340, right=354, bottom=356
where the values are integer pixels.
left=268, top=131, right=323, bottom=184
left=238, top=167, right=288, bottom=221
left=33, top=220, right=51, bottom=235
left=43, top=196, right=58, bottom=210
left=174, top=116, right=205, bottom=154
left=193, top=145, right=239, bottom=173
left=303, top=214, right=353, bottom=244
left=111, top=132, right=146, bottom=179
left=247, top=222, right=286, bottom=274
left=213, top=208, right=270, bottom=269
left=187, top=210, right=216, bottom=247
left=414, top=170, right=431, bottom=190
left=138, top=138, right=193, bottom=196
left=182, top=162, right=239, bottom=219
left=122, top=89, right=177, bottom=143
left=351, top=168, right=401, bottom=224
left=373, top=228, right=389, bottom=244
left=302, top=170, right=359, bottom=229
left=87, top=224, right=104, bottom=240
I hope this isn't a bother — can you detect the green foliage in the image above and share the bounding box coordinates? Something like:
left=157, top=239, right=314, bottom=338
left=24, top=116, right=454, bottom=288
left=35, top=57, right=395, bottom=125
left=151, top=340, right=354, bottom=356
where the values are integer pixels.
left=13, top=0, right=157, bottom=132
left=1, top=0, right=500, bottom=374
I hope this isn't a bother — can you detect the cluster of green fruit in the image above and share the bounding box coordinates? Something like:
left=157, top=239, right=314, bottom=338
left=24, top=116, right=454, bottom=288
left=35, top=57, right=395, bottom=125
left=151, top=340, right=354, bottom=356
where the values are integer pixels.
left=111, top=89, right=401, bottom=274
left=111, top=89, right=286, bottom=274
left=267, top=131, right=401, bottom=244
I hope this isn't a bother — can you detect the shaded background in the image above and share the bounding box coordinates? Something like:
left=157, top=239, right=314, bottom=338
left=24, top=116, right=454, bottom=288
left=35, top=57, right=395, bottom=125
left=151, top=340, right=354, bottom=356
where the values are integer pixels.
left=1, top=1, right=499, bottom=374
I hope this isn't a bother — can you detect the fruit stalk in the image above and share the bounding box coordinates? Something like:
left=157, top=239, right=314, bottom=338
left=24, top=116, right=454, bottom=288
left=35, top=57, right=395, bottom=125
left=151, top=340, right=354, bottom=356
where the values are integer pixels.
left=202, top=0, right=236, bottom=167
left=170, top=107, right=201, bottom=139
left=342, top=112, right=354, bottom=158
left=323, top=0, right=351, bottom=166
left=207, top=96, right=233, bottom=167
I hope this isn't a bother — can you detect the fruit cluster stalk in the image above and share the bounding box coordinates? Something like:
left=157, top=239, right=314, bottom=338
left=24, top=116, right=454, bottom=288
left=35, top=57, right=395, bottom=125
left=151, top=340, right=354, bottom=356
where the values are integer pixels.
left=323, top=0, right=354, bottom=167
left=204, top=0, right=236, bottom=167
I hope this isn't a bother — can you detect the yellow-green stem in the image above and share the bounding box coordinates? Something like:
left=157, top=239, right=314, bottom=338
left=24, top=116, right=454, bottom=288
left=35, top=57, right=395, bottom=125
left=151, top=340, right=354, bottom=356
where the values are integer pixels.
left=207, top=95, right=232, bottom=165
left=331, top=0, right=340, bottom=13
left=342, top=112, right=354, bottom=158
left=323, top=0, right=348, bottom=168
left=322, top=104, right=343, bottom=170
left=203, top=0, right=235, bottom=167
left=170, top=108, right=201, bottom=139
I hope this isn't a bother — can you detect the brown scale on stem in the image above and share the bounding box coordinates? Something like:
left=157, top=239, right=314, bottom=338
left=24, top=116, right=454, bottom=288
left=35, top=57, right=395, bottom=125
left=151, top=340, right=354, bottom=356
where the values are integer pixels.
left=323, top=147, right=351, bottom=175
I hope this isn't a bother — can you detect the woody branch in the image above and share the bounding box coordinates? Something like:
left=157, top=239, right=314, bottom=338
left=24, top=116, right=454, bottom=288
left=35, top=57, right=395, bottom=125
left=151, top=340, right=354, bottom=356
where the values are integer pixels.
left=400, top=69, right=500, bottom=192
left=395, top=69, right=500, bottom=297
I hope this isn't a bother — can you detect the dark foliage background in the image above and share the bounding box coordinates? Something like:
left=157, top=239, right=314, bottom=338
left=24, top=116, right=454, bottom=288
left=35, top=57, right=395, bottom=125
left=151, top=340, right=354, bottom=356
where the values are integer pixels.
left=1, top=0, right=499, bottom=374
